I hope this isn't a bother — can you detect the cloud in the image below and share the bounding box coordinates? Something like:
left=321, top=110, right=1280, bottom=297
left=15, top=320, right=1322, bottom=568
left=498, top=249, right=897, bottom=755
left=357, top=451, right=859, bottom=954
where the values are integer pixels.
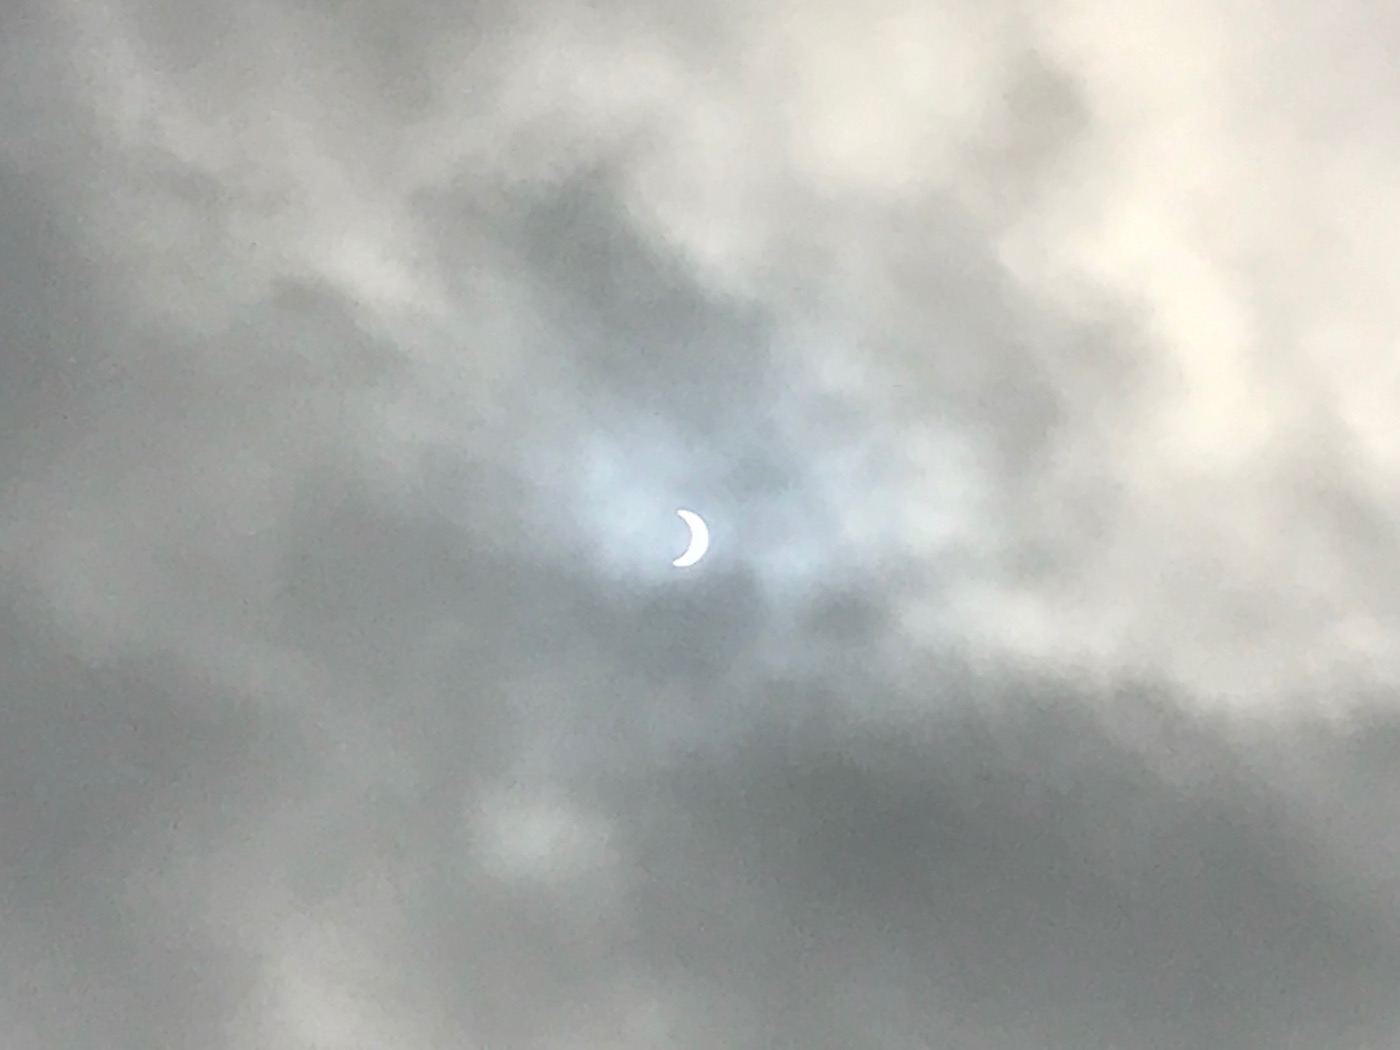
left=1, top=0, right=1399, bottom=1047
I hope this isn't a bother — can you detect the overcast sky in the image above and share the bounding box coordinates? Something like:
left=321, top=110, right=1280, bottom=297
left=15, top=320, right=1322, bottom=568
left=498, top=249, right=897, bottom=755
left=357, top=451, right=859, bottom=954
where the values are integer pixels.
left=3, top=0, right=1400, bottom=1047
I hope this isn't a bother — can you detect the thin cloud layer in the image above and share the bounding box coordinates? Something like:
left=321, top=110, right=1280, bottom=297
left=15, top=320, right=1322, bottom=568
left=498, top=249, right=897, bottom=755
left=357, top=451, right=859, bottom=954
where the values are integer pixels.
left=2, top=0, right=1399, bottom=1047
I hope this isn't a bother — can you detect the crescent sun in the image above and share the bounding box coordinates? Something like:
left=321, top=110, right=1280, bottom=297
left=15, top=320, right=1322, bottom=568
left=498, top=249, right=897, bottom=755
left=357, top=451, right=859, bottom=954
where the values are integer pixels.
left=672, top=509, right=710, bottom=568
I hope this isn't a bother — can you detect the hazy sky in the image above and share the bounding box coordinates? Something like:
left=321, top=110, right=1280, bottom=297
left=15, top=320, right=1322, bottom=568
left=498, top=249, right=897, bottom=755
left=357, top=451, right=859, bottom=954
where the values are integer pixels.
left=3, top=0, right=1400, bottom=1047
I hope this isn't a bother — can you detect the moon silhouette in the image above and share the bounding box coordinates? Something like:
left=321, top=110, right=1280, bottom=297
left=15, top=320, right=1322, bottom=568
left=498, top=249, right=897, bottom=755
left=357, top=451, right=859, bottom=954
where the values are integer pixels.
left=672, top=509, right=710, bottom=568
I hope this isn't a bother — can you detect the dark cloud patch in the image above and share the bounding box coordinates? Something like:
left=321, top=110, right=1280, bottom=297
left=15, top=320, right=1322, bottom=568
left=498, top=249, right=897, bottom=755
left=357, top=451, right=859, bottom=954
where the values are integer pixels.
left=602, top=688, right=1400, bottom=1049
left=0, top=165, right=132, bottom=484
left=0, top=599, right=304, bottom=1049
left=424, top=163, right=780, bottom=440
left=969, top=45, right=1094, bottom=223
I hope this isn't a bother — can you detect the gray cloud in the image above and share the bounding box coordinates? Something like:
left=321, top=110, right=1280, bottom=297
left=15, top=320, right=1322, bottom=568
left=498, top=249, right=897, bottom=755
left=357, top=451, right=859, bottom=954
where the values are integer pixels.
left=2, top=0, right=1400, bottom=1047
